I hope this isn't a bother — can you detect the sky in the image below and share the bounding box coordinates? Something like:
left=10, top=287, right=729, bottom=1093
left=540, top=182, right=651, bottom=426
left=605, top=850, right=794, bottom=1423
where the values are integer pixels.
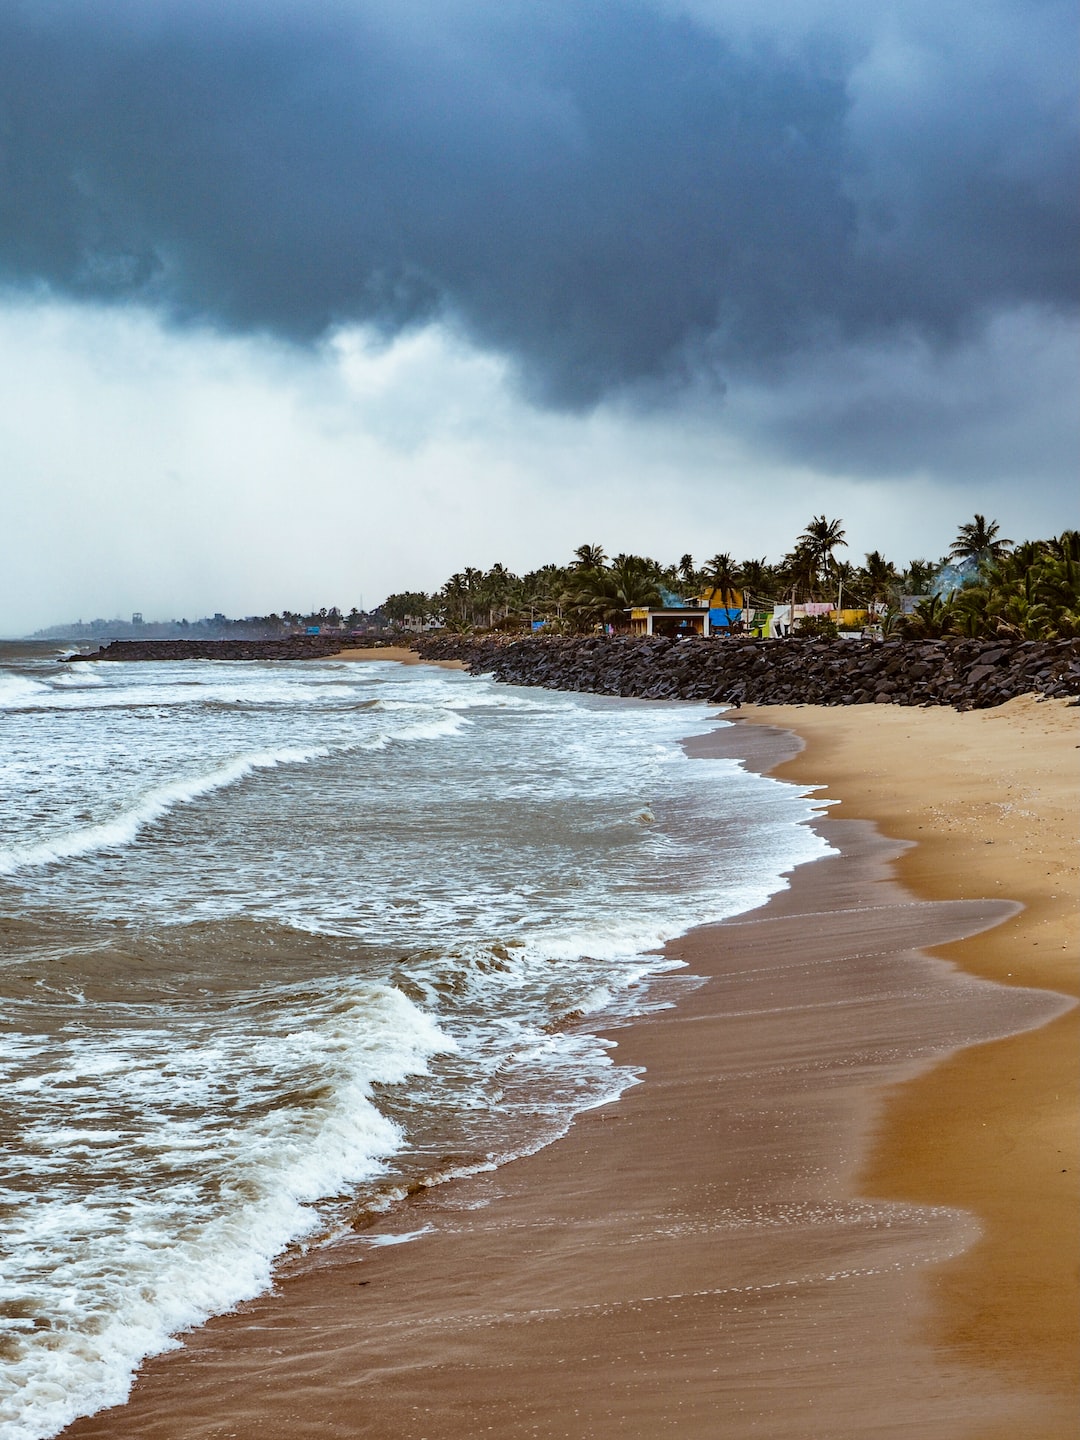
left=0, top=0, right=1076, bottom=632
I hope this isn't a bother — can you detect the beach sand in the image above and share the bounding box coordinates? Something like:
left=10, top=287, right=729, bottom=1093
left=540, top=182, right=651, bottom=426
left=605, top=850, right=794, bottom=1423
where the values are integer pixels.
left=736, top=695, right=1080, bottom=1418
left=61, top=696, right=1078, bottom=1440
left=329, top=646, right=465, bottom=668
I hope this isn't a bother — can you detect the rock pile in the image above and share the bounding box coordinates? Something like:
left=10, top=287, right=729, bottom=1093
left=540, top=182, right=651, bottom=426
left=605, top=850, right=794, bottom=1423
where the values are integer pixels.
left=415, top=634, right=1080, bottom=709
left=66, top=636, right=360, bottom=662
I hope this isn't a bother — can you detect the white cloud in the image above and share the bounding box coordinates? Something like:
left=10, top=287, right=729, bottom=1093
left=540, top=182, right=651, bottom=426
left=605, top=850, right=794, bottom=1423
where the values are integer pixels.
left=0, top=296, right=1074, bottom=635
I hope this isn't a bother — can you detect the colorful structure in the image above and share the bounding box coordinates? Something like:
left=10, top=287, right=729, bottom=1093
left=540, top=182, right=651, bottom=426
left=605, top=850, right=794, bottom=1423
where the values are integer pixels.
left=628, top=606, right=712, bottom=637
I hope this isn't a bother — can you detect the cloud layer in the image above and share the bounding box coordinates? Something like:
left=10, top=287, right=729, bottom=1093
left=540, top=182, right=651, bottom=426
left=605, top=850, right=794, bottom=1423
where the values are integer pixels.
left=2, top=0, right=1075, bottom=409
left=0, top=0, right=1075, bottom=634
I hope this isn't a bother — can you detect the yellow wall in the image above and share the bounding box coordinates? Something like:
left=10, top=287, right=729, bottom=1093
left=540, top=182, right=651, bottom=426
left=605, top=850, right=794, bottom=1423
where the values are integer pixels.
left=700, top=587, right=744, bottom=609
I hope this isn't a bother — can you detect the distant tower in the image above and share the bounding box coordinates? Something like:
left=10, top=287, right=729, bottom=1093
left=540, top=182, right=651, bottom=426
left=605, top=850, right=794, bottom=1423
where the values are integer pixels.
left=132, top=612, right=143, bottom=626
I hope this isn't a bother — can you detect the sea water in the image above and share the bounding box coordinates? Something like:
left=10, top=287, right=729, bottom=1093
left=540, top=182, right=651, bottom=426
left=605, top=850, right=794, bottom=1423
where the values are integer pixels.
left=0, top=645, right=829, bottom=1439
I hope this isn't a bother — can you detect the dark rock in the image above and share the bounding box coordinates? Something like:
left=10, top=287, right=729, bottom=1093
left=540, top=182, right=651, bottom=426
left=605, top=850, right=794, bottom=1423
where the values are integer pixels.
left=65, top=636, right=364, bottom=663
left=411, top=633, right=1080, bottom=712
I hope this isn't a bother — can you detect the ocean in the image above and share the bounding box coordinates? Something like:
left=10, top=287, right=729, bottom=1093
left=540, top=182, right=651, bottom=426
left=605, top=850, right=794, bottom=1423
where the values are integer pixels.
left=0, top=644, right=829, bottom=1439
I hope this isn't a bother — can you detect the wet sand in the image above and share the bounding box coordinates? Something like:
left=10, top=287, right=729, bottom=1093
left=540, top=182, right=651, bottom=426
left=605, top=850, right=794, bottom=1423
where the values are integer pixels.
left=62, top=699, right=1078, bottom=1440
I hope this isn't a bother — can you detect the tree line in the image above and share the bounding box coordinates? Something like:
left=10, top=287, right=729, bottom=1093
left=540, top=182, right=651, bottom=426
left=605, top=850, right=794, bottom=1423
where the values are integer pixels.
left=380, top=515, right=1080, bottom=642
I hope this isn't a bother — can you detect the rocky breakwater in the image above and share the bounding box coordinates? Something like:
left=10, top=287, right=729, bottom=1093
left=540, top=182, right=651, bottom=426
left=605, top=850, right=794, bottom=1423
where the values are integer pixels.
left=414, top=634, right=1080, bottom=709
left=66, top=636, right=361, bottom=662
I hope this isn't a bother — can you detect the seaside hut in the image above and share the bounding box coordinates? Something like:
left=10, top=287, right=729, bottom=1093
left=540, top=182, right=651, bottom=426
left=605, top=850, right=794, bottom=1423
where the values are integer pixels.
left=628, top=606, right=712, bottom=637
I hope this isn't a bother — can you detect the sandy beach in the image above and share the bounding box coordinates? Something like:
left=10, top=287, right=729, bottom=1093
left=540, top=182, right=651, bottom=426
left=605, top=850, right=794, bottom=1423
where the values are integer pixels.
left=737, top=696, right=1080, bottom=1414
left=61, top=694, right=1078, bottom=1440
left=330, top=647, right=465, bottom=668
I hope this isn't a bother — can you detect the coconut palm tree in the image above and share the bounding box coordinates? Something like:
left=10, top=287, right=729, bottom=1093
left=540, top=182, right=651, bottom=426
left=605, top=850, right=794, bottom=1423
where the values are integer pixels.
left=701, top=552, right=738, bottom=601
left=441, top=573, right=469, bottom=625
left=572, top=543, right=607, bottom=571
left=608, top=553, right=663, bottom=604
left=862, top=550, right=898, bottom=607
left=382, top=591, right=434, bottom=626
left=738, top=558, right=775, bottom=601
left=903, top=559, right=936, bottom=596
left=831, top=559, right=856, bottom=609
left=949, top=514, right=1012, bottom=564
left=566, top=553, right=663, bottom=627
left=1026, top=540, right=1080, bottom=637
left=779, top=541, right=820, bottom=601
left=1046, top=529, right=1080, bottom=564
left=799, top=515, right=848, bottom=582
left=480, top=563, right=518, bottom=627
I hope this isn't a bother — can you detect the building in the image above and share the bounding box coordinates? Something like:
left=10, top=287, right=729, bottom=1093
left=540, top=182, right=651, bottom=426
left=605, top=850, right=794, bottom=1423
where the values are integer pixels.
left=628, top=606, right=712, bottom=637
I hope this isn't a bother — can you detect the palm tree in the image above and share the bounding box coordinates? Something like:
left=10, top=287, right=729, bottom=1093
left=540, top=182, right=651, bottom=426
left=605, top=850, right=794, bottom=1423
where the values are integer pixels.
left=738, top=558, right=774, bottom=601
left=572, top=543, right=607, bottom=571
left=677, top=553, right=698, bottom=590
left=1046, top=530, right=1080, bottom=564
left=566, top=554, right=662, bottom=627
left=701, top=552, right=738, bottom=601
left=799, top=515, right=848, bottom=582
left=1026, top=538, right=1080, bottom=637
left=903, top=559, right=936, bottom=596
left=607, top=554, right=663, bottom=605
left=949, top=514, right=1012, bottom=564
left=894, top=528, right=1077, bottom=640
left=382, top=591, right=434, bottom=625
left=481, top=563, right=518, bottom=627
left=780, top=541, right=820, bottom=601
left=441, top=573, right=469, bottom=625
left=862, top=551, right=898, bottom=606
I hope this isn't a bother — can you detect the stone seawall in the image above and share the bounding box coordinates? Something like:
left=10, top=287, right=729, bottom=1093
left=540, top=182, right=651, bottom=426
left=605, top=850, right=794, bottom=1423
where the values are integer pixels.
left=66, top=637, right=365, bottom=662
left=414, top=634, right=1080, bottom=709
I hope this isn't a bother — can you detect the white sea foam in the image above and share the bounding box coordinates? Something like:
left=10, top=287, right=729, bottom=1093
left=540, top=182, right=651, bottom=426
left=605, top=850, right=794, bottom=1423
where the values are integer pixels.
left=0, top=673, right=49, bottom=708
left=0, top=662, right=368, bottom=712
left=46, top=667, right=105, bottom=689
left=0, top=745, right=330, bottom=875
left=0, top=984, right=451, bottom=1440
left=340, top=708, right=467, bottom=753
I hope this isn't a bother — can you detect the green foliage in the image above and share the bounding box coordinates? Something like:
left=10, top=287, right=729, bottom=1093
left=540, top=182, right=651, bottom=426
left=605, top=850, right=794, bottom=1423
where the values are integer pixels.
left=793, top=614, right=839, bottom=638
left=382, top=591, right=436, bottom=624
left=903, top=559, right=936, bottom=596
left=897, top=530, right=1079, bottom=641
left=701, top=552, right=738, bottom=596
left=572, top=543, right=607, bottom=571
left=949, top=513, right=1012, bottom=564
left=372, top=521, right=1078, bottom=644
left=779, top=540, right=820, bottom=597
left=565, top=552, right=664, bottom=628
left=737, top=557, right=776, bottom=600
left=862, top=550, right=898, bottom=599
left=797, top=515, right=848, bottom=588
left=902, top=593, right=952, bottom=639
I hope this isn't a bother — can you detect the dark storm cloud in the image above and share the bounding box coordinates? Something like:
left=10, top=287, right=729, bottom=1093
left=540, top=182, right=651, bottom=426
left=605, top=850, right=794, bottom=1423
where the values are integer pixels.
left=0, top=0, right=1076, bottom=407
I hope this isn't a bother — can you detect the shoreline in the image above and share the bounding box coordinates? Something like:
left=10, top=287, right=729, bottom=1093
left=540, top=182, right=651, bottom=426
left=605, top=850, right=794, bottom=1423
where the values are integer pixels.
left=735, top=697, right=1080, bottom=1408
left=59, top=694, right=1078, bottom=1438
